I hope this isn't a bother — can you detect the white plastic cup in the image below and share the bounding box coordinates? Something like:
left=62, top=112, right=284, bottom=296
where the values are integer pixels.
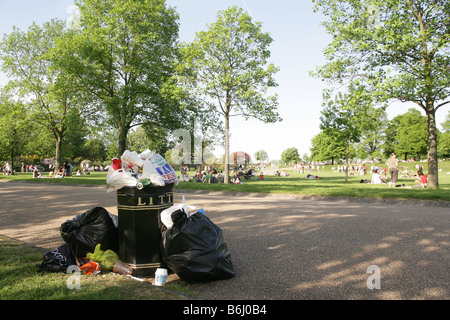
left=121, top=150, right=144, bottom=167
left=154, top=268, right=168, bottom=286
left=139, top=149, right=154, bottom=160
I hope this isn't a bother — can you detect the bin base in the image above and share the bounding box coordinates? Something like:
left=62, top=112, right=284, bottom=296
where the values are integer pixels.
left=128, top=261, right=165, bottom=278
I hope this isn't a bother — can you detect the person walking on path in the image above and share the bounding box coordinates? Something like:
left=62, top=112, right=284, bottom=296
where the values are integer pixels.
left=387, top=153, right=399, bottom=187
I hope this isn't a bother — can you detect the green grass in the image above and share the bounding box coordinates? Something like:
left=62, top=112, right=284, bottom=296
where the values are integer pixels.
left=177, top=168, right=450, bottom=202
left=2, top=161, right=450, bottom=202
left=0, top=236, right=192, bottom=300
left=0, top=171, right=107, bottom=185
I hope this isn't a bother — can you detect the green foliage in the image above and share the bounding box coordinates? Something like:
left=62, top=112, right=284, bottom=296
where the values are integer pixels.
left=281, top=147, right=300, bottom=165
left=255, top=150, right=269, bottom=162
left=0, top=19, right=86, bottom=171
left=319, top=85, right=378, bottom=181
left=393, top=109, right=428, bottom=159
left=310, top=131, right=346, bottom=163
left=356, top=107, right=388, bottom=160
left=0, top=88, right=29, bottom=163
left=127, top=124, right=173, bottom=156
left=437, top=131, right=450, bottom=158
left=442, top=111, right=450, bottom=132
left=57, top=0, right=183, bottom=156
left=81, top=138, right=107, bottom=161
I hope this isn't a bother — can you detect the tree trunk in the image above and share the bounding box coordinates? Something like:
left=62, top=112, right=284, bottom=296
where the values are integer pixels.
left=224, top=114, right=230, bottom=184
left=55, top=135, right=62, bottom=174
left=118, top=124, right=130, bottom=158
left=9, top=143, right=14, bottom=174
left=345, top=137, right=349, bottom=183
left=223, top=90, right=231, bottom=184
left=425, top=104, right=439, bottom=188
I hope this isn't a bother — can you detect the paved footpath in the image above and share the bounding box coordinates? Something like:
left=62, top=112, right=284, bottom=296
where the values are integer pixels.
left=0, top=181, right=449, bottom=300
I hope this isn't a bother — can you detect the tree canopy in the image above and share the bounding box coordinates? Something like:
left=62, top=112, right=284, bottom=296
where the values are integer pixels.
left=312, top=0, right=450, bottom=188
left=56, top=0, right=183, bottom=157
left=0, top=19, right=85, bottom=172
left=281, top=147, right=300, bottom=165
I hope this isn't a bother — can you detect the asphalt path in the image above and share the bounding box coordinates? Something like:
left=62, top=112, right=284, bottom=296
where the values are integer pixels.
left=0, top=180, right=448, bottom=300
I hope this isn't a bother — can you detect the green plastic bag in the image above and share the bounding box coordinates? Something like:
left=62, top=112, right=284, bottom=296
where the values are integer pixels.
left=86, top=244, right=119, bottom=271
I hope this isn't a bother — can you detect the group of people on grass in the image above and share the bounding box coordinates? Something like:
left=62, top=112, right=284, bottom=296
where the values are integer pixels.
left=362, top=153, right=428, bottom=188
left=179, top=166, right=265, bottom=184
left=177, top=154, right=429, bottom=188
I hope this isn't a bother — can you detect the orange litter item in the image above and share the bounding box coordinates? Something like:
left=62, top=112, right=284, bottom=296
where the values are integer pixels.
left=79, top=260, right=101, bottom=275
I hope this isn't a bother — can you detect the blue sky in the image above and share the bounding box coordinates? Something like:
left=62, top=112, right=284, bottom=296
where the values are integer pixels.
left=0, top=0, right=447, bottom=161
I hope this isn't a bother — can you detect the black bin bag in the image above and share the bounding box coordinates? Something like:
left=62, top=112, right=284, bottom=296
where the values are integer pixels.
left=60, top=207, right=118, bottom=258
left=162, top=209, right=235, bottom=283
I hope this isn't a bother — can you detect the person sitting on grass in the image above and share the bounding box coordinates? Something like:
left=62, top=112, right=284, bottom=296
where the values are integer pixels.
left=371, top=169, right=385, bottom=184
left=32, top=166, right=42, bottom=178
left=54, top=166, right=65, bottom=178
left=179, top=172, right=191, bottom=182
left=216, top=171, right=224, bottom=183
left=194, top=170, right=202, bottom=182
left=203, top=170, right=212, bottom=184
left=232, top=171, right=242, bottom=184
left=413, top=170, right=427, bottom=188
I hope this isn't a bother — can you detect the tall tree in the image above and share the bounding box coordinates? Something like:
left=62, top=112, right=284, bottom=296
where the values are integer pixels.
left=0, top=20, right=85, bottom=172
left=175, top=6, right=281, bottom=183
left=281, top=147, right=300, bottom=165
left=320, top=86, right=374, bottom=182
left=310, top=131, right=346, bottom=164
left=56, top=0, right=182, bottom=157
left=357, top=106, right=388, bottom=160
left=312, top=0, right=450, bottom=188
left=255, top=150, right=269, bottom=162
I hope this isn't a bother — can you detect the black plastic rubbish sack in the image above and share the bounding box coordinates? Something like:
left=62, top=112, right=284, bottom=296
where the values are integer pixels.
left=37, top=243, right=75, bottom=272
left=60, top=207, right=119, bottom=258
left=161, top=209, right=235, bottom=283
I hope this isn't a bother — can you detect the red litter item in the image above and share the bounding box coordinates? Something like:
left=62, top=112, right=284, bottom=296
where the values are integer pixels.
left=111, top=158, right=122, bottom=170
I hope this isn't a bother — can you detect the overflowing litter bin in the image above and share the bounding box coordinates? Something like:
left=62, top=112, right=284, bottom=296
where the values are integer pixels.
left=116, top=183, right=174, bottom=277
left=106, top=149, right=178, bottom=277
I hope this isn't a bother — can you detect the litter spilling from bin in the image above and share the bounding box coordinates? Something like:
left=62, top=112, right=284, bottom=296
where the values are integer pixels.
left=37, top=149, right=235, bottom=286
left=106, top=149, right=178, bottom=192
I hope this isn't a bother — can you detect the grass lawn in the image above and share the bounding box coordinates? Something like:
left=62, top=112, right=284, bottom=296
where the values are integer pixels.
left=0, top=236, right=192, bottom=300
left=2, top=161, right=449, bottom=202
left=177, top=164, right=450, bottom=202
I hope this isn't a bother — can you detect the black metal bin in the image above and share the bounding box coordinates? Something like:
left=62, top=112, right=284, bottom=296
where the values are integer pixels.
left=116, top=183, right=173, bottom=277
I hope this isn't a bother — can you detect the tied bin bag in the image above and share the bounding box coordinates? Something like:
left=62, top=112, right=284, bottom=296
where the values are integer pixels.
left=161, top=209, right=235, bottom=283
left=60, top=207, right=119, bottom=258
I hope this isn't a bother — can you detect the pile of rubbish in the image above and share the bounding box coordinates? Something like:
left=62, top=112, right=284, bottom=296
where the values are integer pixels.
left=106, top=149, right=178, bottom=192
left=37, top=207, right=128, bottom=275
left=38, top=150, right=235, bottom=284
left=38, top=202, right=235, bottom=283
